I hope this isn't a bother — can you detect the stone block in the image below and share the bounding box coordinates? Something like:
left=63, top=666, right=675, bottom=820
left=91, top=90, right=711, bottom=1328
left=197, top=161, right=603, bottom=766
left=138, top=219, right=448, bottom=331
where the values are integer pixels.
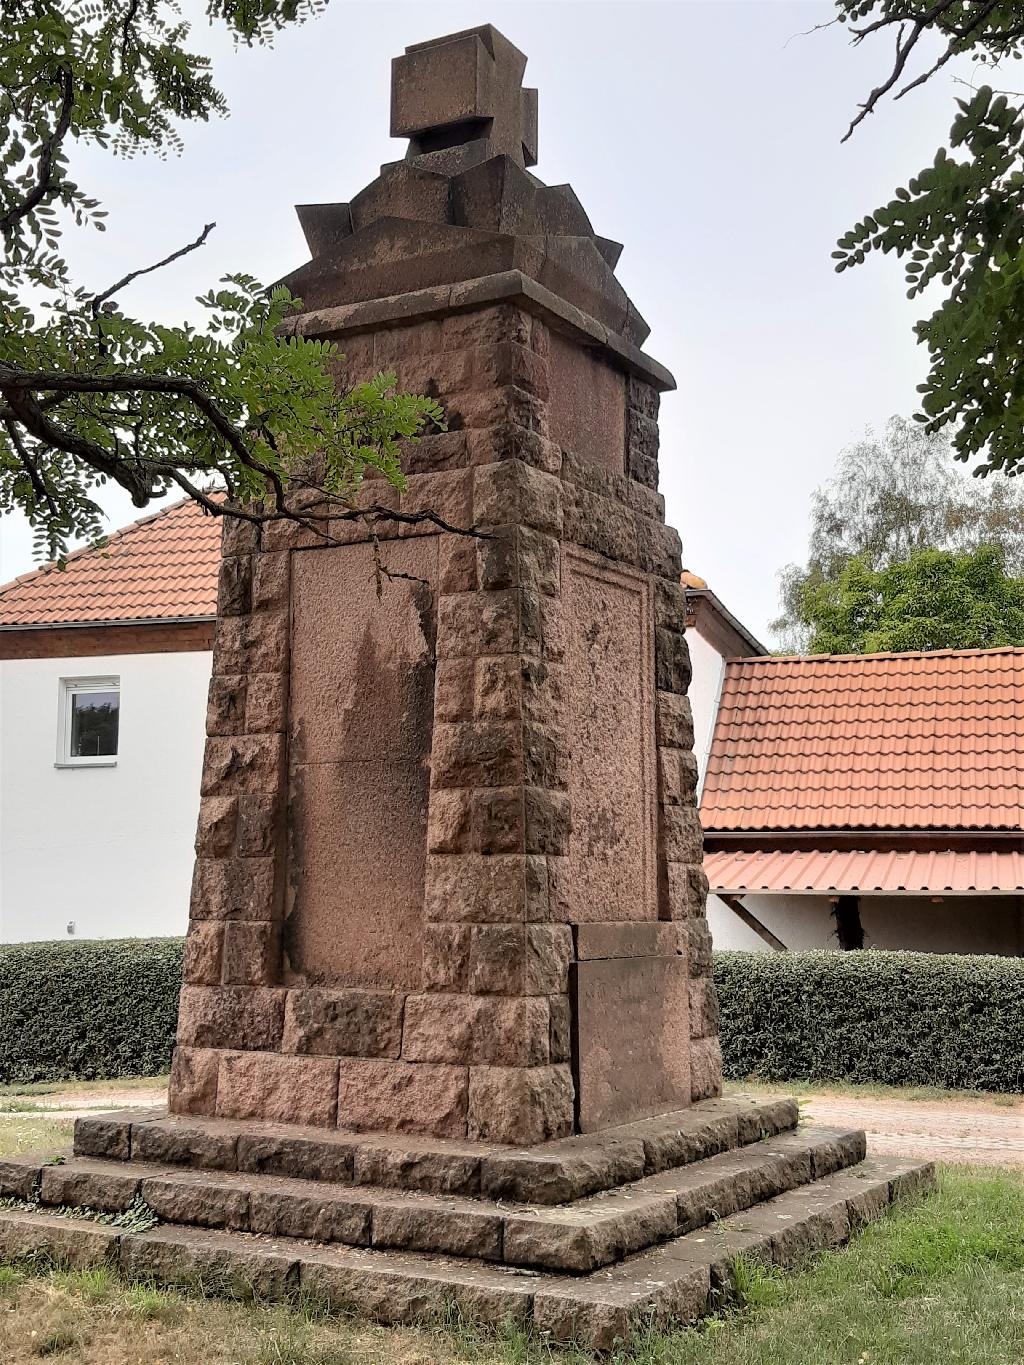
left=427, top=788, right=474, bottom=853
left=473, top=460, right=563, bottom=535
left=249, top=1189, right=371, bottom=1245
left=467, top=1065, right=573, bottom=1143
left=236, top=1133, right=354, bottom=1184
left=686, top=918, right=713, bottom=977
left=73, top=1114, right=131, bottom=1162
left=131, top=1120, right=238, bottom=1171
left=473, top=342, right=549, bottom=400
left=201, top=734, right=285, bottom=798
left=372, top=1200, right=502, bottom=1260
left=659, top=749, right=699, bottom=804
left=573, top=956, right=690, bottom=1131
left=0, top=1158, right=43, bottom=1201
left=688, top=978, right=720, bottom=1039
left=206, top=675, right=246, bottom=738
left=237, top=794, right=279, bottom=857
left=181, top=924, right=224, bottom=986
left=656, top=691, right=695, bottom=750
left=217, top=1051, right=340, bottom=1127
left=246, top=672, right=288, bottom=734
left=0, top=1211, right=120, bottom=1270
left=251, top=551, right=290, bottom=609
left=437, top=533, right=477, bottom=593
left=549, top=994, right=571, bottom=1062
left=217, top=556, right=252, bottom=617
left=524, top=787, right=571, bottom=853
left=431, top=720, right=522, bottom=788
left=177, top=986, right=286, bottom=1053
left=337, top=1061, right=468, bottom=1138
left=473, top=655, right=520, bottom=718
left=666, top=861, right=709, bottom=920
left=169, top=1046, right=220, bottom=1114
left=661, top=808, right=704, bottom=865
left=424, top=852, right=548, bottom=923
left=690, top=1037, right=723, bottom=1103
left=221, top=921, right=280, bottom=986
left=190, top=857, right=276, bottom=922
left=467, top=924, right=525, bottom=993
left=470, top=787, right=524, bottom=853
left=214, top=612, right=288, bottom=677
left=194, top=796, right=237, bottom=858
left=119, top=1224, right=298, bottom=1299
left=422, top=924, right=472, bottom=990
left=477, top=525, right=560, bottom=596
left=434, top=658, right=475, bottom=721
left=353, top=1142, right=481, bottom=1196
left=41, top=1162, right=139, bottom=1214
left=140, top=1176, right=250, bottom=1232
left=399, top=470, right=473, bottom=536
left=655, top=626, right=692, bottom=693
left=282, top=988, right=404, bottom=1059
left=575, top=923, right=682, bottom=960
left=525, top=925, right=573, bottom=993
left=437, top=589, right=530, bottom=659
left=402, top=994, right=549, bottom=1065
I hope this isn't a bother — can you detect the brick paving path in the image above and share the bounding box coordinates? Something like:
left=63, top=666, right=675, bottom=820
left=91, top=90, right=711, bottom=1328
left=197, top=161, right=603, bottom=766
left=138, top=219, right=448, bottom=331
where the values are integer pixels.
left=803, top=1095, right=1024, bottom=1166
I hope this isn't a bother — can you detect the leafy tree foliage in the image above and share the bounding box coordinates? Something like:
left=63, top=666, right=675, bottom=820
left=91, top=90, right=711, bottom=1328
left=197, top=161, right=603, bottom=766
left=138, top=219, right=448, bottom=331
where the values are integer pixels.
left=773, top=415, right=1024, bottom=648
left=0, top=1, right=443, bottom=560
left=797, top=543, right=1024, bottom=654
left=833, top=3, right=1024, bottom=474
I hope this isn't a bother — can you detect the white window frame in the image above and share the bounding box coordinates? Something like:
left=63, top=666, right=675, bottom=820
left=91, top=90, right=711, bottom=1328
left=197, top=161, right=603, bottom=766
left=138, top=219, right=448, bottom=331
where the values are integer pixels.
left=56, top=676, right=120, bottom=768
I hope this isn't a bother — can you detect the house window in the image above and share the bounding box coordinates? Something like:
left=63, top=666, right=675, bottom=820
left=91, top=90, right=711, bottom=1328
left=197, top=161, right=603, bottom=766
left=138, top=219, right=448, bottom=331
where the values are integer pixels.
left=57, top=678, right=120, bottom=766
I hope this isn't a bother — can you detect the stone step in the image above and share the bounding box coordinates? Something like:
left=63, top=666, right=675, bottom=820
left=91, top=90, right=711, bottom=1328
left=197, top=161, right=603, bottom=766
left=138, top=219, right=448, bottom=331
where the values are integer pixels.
left=73, top=1092, right=798, bottom=1204
left=0, top=1155, right=936, bottom=1350
left=30, top=1123, right=864, bottom=1273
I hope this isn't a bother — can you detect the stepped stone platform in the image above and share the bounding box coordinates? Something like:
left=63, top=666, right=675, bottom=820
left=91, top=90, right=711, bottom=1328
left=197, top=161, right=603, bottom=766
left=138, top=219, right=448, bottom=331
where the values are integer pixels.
left=0, top=1095, right=935, bottom=1349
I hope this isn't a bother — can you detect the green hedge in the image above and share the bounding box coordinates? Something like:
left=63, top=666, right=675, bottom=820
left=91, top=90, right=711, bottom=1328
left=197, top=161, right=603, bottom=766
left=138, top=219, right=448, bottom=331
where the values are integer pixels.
left=0, top=938, right=183, bottom=1083
left=714, top=948, right=1024, bottom=1092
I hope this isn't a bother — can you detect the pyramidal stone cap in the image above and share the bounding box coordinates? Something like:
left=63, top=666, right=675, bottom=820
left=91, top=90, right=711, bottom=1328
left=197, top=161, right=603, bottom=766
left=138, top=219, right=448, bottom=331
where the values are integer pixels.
left=280, top=23, right=672, bottom=388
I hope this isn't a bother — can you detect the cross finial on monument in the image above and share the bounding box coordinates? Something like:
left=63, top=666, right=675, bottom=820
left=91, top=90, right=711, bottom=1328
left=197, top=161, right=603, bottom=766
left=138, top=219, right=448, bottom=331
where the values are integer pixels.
left=391, top=24, right=538, bottom=168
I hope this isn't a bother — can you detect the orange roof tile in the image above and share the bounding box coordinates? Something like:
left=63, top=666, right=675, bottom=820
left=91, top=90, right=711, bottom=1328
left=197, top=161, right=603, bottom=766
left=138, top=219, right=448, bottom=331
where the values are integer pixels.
left=705, top=847, right=1024, bottom=895
left=0, top=497, right=222, bottom=627
left=700, top=648, right=1024, bottom=833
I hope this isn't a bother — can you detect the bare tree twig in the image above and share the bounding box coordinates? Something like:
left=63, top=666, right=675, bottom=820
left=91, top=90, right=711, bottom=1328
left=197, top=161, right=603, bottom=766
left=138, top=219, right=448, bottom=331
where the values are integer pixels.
left=91, top=222, right=216, bottom=316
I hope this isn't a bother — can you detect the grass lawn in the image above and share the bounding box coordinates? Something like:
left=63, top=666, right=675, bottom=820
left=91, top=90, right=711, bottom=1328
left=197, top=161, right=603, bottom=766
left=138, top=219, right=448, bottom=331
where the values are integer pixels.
left=0, top=1110, right=1018, bottom=1365
left=732, top=1077, right=1023, bottom=1108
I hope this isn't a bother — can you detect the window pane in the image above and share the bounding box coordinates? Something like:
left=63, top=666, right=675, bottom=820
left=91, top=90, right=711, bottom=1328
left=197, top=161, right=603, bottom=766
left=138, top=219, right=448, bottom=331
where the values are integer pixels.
left=70, top=690, right=119, bottom=758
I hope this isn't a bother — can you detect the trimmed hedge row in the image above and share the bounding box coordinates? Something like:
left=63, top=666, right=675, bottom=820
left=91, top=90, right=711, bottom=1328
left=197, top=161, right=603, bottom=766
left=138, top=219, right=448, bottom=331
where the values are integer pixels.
left=714, top=948, right=1024, bottom=1092
left=4, top=939, right=1023, bottom=1092
left=0, top=938, right=183, bottom=1083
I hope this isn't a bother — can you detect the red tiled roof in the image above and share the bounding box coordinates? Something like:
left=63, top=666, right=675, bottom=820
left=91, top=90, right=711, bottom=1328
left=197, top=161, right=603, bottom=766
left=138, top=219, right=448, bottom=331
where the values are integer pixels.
left=700, top=648, right=1024, bottom=833
left=0, top=497, right=222, bottom=627
left=705, top=847, right=1024, bottom=895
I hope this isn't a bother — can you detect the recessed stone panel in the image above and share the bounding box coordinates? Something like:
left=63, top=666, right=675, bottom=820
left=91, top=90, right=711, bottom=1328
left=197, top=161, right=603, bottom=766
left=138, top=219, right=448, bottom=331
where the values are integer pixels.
left=572, top=955, right=690, bottom=1132
left=547, top=331, right=625, bottom=475
left=286, top=539, right=438, bottom=988
left=564, top=549, right=656, bottom=922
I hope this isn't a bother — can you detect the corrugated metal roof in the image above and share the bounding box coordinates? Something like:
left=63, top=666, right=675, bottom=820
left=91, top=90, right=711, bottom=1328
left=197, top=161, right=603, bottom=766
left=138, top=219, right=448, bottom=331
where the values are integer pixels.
left=0, top=497, right=222, bottom=627
left=700, top=649, right=1024, bottom=832
left=705, top=847, right=1024, bottom=895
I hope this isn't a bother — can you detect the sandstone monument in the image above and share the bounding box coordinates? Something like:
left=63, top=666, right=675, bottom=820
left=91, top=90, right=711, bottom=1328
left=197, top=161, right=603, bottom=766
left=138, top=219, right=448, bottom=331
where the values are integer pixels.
left=0, top=28, right=933, bottom=1348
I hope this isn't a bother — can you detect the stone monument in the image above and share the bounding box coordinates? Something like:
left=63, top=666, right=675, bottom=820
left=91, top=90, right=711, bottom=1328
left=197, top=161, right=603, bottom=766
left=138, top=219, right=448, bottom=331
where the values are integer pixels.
left=169, top=21, right=720, bottom=1144
left=0, top=28, right=934, bottom=1349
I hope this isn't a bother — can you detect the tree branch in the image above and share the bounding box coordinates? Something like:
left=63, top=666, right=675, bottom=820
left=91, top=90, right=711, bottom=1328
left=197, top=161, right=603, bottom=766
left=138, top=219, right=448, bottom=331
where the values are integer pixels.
left=91, top=221, right=217, bottom=316
left=0, top=64, right=74, bottom=235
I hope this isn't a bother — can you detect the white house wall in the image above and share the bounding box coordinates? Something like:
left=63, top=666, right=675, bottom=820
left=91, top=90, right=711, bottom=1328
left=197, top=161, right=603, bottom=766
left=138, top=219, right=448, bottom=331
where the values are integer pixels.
left=0, top=650, right=211, bottom=942
left=686, top=627, right=726, bottom=791
left=707, top=890, right=1024, bottom=956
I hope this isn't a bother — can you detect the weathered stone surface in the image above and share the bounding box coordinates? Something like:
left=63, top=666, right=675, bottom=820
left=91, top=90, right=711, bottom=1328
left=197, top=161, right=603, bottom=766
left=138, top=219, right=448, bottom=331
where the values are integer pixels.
left=0, top=1156, right=44, bottom=1201
left=688, top=977, right=720, bottom=1039
left=140, top=1174, right=249, bottom=1231
left=191, top=857, right=276, bottom=923
left=575, top=922, right=682, bottom=960
left=236, top=1132, right=355, bottom=1184
left=249, top=1188, right=371, bottom=1244
left=353, top=1142, right=481, bottom=1197
left=564, top=550, right=656, bottom=923
left=424, top=852, right=548, bottom=924
left=119, top=1224, right=298, bottom=1300
left=286, top=538, right=436, bottom=990
left=372, top=1199, right=502, bottom=1260
left=217, top=1051, right=339, bottom=1127
left=466, top=923, right=525, bottom=993
left=131, top=1120, right=238, bottom=1171
left=195, top=796, right=237, bottom=857
left=282, top=989, right=404, bottom=1059
left=480, top=1140, right=646, bottom=1205
left=525, top=925, right=572, bottom=993
left=690, top=1036, right=724, bottom=1103
left=168, top=1047, right=220, bottom=1114
left=201, top=734, right=285, bottom=799
left=73, top=1114, right=131, bottom=1162
left=547, top=330, right=625, bottom=476
left=467, top=1064, right=573, bottom=1143
left=0, top=1210, right=120, bottom=1268
left=337, top=1061, right=468, bottom=1138
left=177, top=986, right=286, bottom=1052
left=402, top=994, right=549, bottom=1066
left=574, top=955, right=690, bottom=1132
left=181, top=923, right=224, bottom=986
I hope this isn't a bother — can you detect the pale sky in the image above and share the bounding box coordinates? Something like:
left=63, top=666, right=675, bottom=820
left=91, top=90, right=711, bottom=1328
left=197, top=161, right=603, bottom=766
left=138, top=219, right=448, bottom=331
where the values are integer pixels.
left=0, top=0, right=967, bottom=643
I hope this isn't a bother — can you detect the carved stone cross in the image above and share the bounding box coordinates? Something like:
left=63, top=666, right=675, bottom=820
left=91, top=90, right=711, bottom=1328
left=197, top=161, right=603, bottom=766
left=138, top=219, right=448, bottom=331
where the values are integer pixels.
left=391, top=24, right=538, bottom=168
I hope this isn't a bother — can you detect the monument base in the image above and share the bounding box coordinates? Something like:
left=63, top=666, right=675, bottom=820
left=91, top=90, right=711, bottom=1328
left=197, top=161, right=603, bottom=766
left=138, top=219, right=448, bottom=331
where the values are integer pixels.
left=0, top=1096, right=934, bottom=1349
